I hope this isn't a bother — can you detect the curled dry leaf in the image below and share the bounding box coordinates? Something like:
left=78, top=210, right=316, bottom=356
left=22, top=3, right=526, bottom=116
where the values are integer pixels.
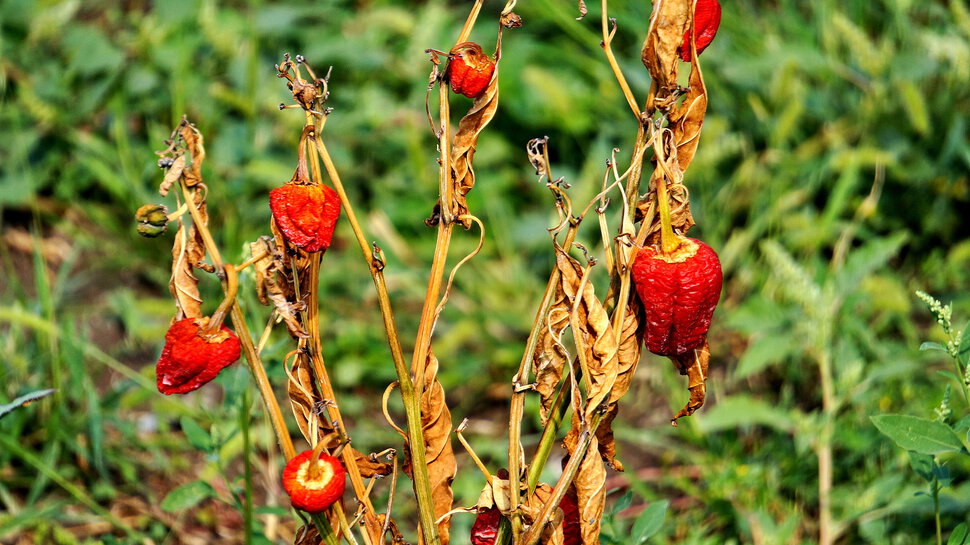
left=669, top=59, right=709, bottom=172
left=449, top=36, right=502, bottom=228
left=404, top=350, right=456, bottom=544
left=168, top=197, right=206, bottom=320
left=158, top=155, right=185, bottom=197
left=523, top=483, right=564, bottom=545
left=566, top=438, right=606, bottom=545
left=534, top=282, right=571, bottom=425
left=669, top=338, right=710, bottom=424
left=249, top=238, right=309, bottom=338
left=642, top=0, right=691, bottom=93
left=555, top=247, right=619, bottom=422
left=594, top=294, right=645, bottom=471
left=576, top=0, right=588, bottom=20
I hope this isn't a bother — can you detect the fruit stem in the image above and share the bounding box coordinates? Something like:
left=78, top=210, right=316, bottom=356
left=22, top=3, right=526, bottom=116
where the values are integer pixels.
left=307, top=438, right=329, bottom=481
left=205, top=264, right=238, bottom=334
left=655, top=172, right=680, bottom=256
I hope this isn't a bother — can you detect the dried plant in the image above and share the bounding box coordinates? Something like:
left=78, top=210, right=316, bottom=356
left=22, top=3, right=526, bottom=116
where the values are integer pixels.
left=138, top=1, right=722, bottom=544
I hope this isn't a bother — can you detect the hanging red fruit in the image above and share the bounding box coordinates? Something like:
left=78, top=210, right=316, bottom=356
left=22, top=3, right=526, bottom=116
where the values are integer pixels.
left=632, top=237, right=722, bottom=356
left=156, top=317, right=241, bottom=395
left=270, top=129, right=341, bottom=252
left=470, top=507, right=501, bottom=545
left=270, top=183, right=341, bottom=252
left=282, top=449, right=347, bottom=513
left=678, top=0, right=722, bottom=62
left=445, top=42, right=496, bottom=99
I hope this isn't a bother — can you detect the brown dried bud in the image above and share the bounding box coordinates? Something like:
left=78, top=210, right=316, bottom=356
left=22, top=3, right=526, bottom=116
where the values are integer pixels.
left=135, top=204, right=169, bottom=238
left=500, top=12, right=523, bottom=28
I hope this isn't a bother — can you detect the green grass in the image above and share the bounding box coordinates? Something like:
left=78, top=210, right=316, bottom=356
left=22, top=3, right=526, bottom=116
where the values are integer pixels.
left=2, top=0, right=970, bottom=543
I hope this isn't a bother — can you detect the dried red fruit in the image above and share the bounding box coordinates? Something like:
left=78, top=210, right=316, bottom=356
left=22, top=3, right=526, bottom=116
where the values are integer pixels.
left=270, top=183, right=341, bottom=252
left=470, top=507, right=501, bottom=545
left=156, top=317, right=241, bottom=395
left=445, top=42, right=496, bottom=99
left=560, top=491, right=581, bottom=545
left=678, top=0, right=722, bottom=62
left=282, top=450, right=346, bottom=513
left=632, top=237, right=722, bottom=356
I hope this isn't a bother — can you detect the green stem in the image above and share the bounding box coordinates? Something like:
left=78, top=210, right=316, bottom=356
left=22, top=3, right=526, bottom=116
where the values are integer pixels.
left=241, top=388, right=254, bottom=545
left=311, top=513, right=341, bottom=545
left=933, top=473, right=942, bottom=545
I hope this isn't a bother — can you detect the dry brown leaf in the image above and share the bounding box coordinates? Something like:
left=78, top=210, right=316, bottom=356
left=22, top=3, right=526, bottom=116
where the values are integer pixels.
left=555, top=248, right=619, bottom=422
left=669, top=338, right=710, bottom=424
left=168, top=218, right=206, bottom=321
left=523, top=483, right=564, bottom=545
left=449, top=36, right=502, bottom=228
left=670, top=59, right=708, bottom=172
left=405, top=350, right=456, bottom=545
left=287, top=352, right=317, bottom=443
left=573, top=437, right=606, bottom=545
left=250, top=238, right=309, bottom=338
left=158, top=155, right=185, bottom=197
left=534, top=282, right=571, bottom=425
left=641, top=0, right=690, bottom=93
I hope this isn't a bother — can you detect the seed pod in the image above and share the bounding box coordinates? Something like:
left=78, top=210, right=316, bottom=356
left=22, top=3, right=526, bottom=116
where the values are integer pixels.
left=135, top=204, right=169, bottom=238
left=678, top=0, right=722, bottom=62
left=156, top=317, right=241, bottom=395
left=282, top=450, right=346, bottom=513
left=445, top=42, right=496, bottom=99
left=631, top=237, right=722, bottom=356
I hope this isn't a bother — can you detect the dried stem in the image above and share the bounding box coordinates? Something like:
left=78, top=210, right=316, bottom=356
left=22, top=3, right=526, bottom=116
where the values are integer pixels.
left=600, top=0, right=641, bottom=120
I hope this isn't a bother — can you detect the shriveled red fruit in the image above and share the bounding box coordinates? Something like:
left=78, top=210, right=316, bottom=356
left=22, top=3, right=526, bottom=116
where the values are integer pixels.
left=470, top=507, right=501, bottom=545
left=560, top=492, right=581, bottom=545
left=632, top=237, right=722, bottom=356
left=156, top=317, right=241, bottom=395
left=282, top=450, right=346, bottom=513
left=445, top=42, right=496, bottom=99
left=678, top=0, right=722, bottom=62
left=270, top=183, right=341, bottom=252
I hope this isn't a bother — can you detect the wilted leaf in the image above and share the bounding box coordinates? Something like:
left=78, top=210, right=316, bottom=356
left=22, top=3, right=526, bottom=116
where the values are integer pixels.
left=669, top=59, right=708, bottom=172
left=169, top=220, right=206, bottom=320
left=534, top=282, right=571, bottom=425
left=555, top=247, right=619, bottom=422
left=669, top=339, right=710, bottom=424
left=642, top=0, right=690, bottom=94
left=405, top=350, right=457, bottom=544
left=449, top=34, right=502, bottom=228
left=158, top=155, right=185, bottom=197
left=287, top=351, right=318, bottom=443
left=250, top=237, right=308, bottom=338
left=573, top=437, right=606, bottom=545
left=595, top=294, right=644, bottom=470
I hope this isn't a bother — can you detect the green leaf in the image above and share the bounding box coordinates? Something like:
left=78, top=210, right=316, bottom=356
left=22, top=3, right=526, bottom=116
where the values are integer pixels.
left=947, top=523, right=968, bottom=545
left=958, top=318, right=970, bottom=368
left=695, top=395, right=796, bottom=434
left=180, top=417, right=211, bottom=452
left=735, top=334, right=796, bottom=378
left=871, top=415, right=965, bottom=454
left=160, top=481, right=214, bottom=513
left=834, top=232, right=907, bottom=293
left=920, top=342, right=947, bottom=353
left=0, top=389, right=56, bottom=421
left=908, top=451, right=934, bottom=482
left=612, top=490, right=633, bottom=515
left=633, top=500, right=669, bottom=543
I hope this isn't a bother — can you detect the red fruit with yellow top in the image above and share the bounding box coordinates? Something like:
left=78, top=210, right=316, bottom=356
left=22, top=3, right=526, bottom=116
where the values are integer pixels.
left=282, top=450, right=346, bottom=513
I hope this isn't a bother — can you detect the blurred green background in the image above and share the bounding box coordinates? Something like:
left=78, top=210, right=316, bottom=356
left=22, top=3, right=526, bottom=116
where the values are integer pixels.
left=2, top=0, right=969, bottom=543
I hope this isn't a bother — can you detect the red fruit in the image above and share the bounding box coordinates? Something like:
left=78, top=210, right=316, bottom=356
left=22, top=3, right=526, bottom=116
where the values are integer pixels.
left=632, top=238, right=722, bottom=356
left=678, top=0, right=722, bottom=62
left=270, top=183, right=341, bottom=252
left=156, top=317, right=241, bottom=395
left=282, top=450, right=346, bottom=513
left=560, top=492, right=581, bottom=545
left=445, top=42, right=496, bottom=99
left=470, top=507, right=501, bottom=545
